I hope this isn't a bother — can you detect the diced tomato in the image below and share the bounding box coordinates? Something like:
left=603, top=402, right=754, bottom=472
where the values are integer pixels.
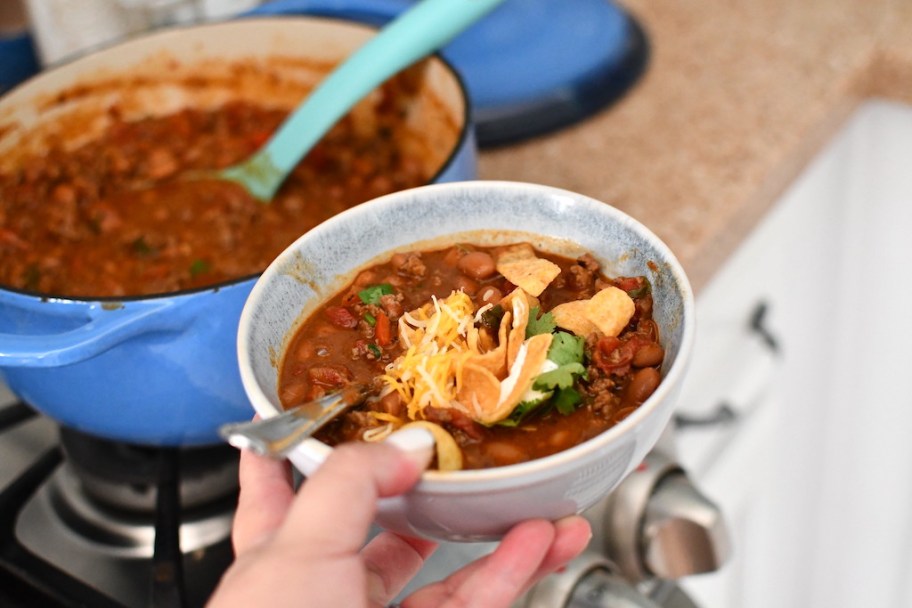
left=375, top=311, right=391, bottom=346
left=593, top=335, right=635, bottom=375
left=307, top=365, right=352, bottom=387
left=325, top=306, right=359, bottom=329
left=613, top=276, right=642, bottom=293
left=0, top=228, right=30, bottom=250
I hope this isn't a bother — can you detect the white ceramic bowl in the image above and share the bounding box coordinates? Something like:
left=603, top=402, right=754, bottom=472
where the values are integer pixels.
left=237, top=181, right=695, bottom=541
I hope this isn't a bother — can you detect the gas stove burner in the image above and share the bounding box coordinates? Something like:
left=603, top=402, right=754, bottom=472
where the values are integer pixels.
left=12, top=456, right=235, bottom=607
left=39, top=462, right=235, bottom=559
left=60, top=427, right=239, bottom=513
left=248, top=0, right=650, bottom=147
left=0, top=410, right=237, bottom=607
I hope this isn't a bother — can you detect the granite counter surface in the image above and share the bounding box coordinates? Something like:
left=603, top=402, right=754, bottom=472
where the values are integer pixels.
left=477, top=0, right=911, bottom=292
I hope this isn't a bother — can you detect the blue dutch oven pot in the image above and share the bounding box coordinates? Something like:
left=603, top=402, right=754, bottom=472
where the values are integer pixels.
left=0, top=17, right=475, bottom=446
left=0, top=284, right=253, bottom=445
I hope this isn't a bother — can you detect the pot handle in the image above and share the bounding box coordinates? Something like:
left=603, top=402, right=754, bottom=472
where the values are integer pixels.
left=0, top=299, right=189, bottom=368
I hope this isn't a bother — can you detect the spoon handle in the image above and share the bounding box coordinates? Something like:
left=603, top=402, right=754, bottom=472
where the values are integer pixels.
left=219, top=385, right=367, bottom=458
left=239, top=0, right=506, bottom=200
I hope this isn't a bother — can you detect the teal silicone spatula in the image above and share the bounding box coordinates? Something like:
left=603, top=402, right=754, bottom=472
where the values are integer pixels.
left=219, top=0, right=507, bottom=202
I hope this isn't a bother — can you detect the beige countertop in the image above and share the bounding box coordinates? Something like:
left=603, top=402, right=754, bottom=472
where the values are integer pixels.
left=478, top=0, right=912, bottom=292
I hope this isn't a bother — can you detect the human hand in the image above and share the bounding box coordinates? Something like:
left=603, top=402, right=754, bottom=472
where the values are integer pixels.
left=207, top=434, right=592, bottom=608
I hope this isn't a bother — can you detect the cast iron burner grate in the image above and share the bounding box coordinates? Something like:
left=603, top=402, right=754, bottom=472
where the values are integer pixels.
left=0, top=402, right=237, bottom=608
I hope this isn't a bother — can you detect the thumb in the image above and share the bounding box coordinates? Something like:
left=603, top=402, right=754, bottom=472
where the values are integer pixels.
left=275, top=429, right=432, bottom=556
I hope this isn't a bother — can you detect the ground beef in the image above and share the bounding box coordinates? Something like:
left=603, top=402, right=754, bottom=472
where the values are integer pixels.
left=566, top=253, right=602, bottom=292
left=379, top=293, right=404, bottom=318
left=582, top=374, right=619, bottom=414
left=424, top=406, right=484, bottom=441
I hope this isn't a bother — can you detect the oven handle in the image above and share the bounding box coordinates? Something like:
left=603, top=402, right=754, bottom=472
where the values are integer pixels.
left=674, top=300, right=781, bottom=431
left=0, top=296, right=192, bottom=368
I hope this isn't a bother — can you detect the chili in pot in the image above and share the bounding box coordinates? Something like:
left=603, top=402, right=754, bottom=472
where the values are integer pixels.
left=0, top=78, right=431, bottom=297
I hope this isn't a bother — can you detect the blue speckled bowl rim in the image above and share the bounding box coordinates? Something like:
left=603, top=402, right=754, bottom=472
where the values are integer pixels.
left=238, top=180, right=695, bottom=490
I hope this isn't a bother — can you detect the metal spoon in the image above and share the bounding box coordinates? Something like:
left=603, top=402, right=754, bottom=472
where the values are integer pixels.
left=219, top=384, right=367, bottom=458
left=218, top=0, right=507, bottom=202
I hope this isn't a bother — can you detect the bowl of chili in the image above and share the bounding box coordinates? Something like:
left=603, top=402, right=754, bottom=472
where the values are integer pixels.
left=0, top=17, right=474, bottom=445
left=238, top=180, right=695, bottom=540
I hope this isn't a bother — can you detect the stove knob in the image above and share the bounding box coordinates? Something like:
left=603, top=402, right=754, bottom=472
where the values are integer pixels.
left=596, top=451, right=730, bottom=583
left=523, top=553, right=663, bottom=608
left=641, top=473, right=730, bottom=579
left=565, top=568, right=664, bottom=608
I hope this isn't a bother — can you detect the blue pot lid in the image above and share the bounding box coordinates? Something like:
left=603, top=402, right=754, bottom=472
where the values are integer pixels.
left=248, top=0, right=649, bottom=147
left=0, top=32, right=40, bottom=95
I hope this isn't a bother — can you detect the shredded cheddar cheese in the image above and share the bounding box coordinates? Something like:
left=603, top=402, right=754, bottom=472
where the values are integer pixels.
left=381, top=291, right=478, bottom=419
left=380, top=284, right=579, bottom=429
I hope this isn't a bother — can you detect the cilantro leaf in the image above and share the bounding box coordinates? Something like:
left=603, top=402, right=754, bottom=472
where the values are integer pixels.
left=498, top=398, right=551, bottom=427
left=627, top=282, right=651, bottom=298
left=547, top=331, right=585, bottom=366
left=480, top=304, right=505, bottom=329
left=358, top=284, right=394, bottom=305
left=554, top=387, right=582, bottom=415
left=23, top=264, right=40, bottom=290
left=526, top=307, right=556, bottom=338
left=533, top=362, right=586, bottom=391
left=189, top=259, right=210, bottom=277
left=132, top=236, right=155, bottom=257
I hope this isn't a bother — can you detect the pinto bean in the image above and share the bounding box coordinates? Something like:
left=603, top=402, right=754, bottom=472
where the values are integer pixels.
left=353, top=270, right=377, bottom=287
left=377, top=392, right=404, bottom=417
left=454, top=275, right=479, bottom=295
left=624, top=367, right=661, bottom=405
left=442, top=247, right=463, bottom=267
left=549, top=429, right=572, bottom=449
left=482, top=442, right=527, bottom=467
left=381, top=273, right=406, bottom=288
left=457, top=251, right=496, bottom=280
left=632, top=343, right=665, bottom=368
left=611, top=406, right=638, bottom=425
left=478, top=286, right=502, bottom=305
left=280, top=382, right=308, bottom=406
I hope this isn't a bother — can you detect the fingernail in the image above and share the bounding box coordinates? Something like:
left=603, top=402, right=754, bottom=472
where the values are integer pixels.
left=385, top=427, right=435, bottom=470
left=556, top=515, right=593, bottom=542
